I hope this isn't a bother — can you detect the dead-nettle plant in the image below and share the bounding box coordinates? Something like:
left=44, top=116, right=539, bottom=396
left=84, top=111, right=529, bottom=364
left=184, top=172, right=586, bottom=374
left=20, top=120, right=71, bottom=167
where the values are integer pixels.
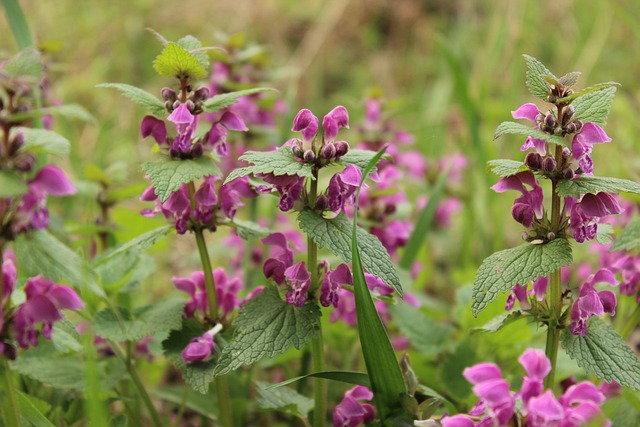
left=419, top=55, right=640, bottom=426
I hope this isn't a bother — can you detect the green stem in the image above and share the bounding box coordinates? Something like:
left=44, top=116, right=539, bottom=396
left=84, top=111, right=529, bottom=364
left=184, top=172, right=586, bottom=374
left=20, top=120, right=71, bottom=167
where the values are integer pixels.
left=620, top=305, right=640, bottom=340
left=110, top=343, right=162, bottom=427
left=1, top=357, right=21, bottom=427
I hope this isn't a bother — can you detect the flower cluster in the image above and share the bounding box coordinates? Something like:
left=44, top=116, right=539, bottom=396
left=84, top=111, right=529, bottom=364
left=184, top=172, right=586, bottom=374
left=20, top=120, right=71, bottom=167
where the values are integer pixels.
left=425, top=349, right=610, bottom=427
left=333, top=385, right=376, bottom=427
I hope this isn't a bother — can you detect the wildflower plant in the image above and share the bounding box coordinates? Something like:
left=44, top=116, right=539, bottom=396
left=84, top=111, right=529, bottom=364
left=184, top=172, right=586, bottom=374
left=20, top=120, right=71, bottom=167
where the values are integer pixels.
left=473, top=55, right=640, bottom=393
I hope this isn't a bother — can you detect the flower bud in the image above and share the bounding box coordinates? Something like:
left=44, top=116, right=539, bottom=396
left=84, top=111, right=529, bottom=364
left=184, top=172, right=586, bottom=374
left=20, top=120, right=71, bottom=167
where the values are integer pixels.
left=192, top=87, right=210, bottom=101
left=334, top=141, right=349, bottom=157
left=563, top=168, right=575, bottom=180
left=315, top=194, right=328, bottom=211
left=185, top=100, right=196, bottom=112
left=165, top=100, right=174, bottom=112
left=292, top=141, right=304, bottom=158
left=544, top=112, right=557, bottom=128
left=320, top=143, right=336, bottom=160
left=547, top=232, right=556, bottom=241
left=161, top=87, right=177, bottom=101
left=303, top=149, right=316, bottom=163
left=562, top=147, right=571, bottom=160
left=572, top=120, right=583, bottom=133
left=384, top=203, right=397, bottom=215
left=565, top=122, right=577, bottom=134
left=172, top=100, right=181, bottom=110
left=13, top=153, right=36, bottom=172
left=542, top=156, right=557, bottom=173
left=564, top=105, right=575, bottom=120
left=524, top=152, right=543, bottom=170
left=535, top=113, right=545, bottom=124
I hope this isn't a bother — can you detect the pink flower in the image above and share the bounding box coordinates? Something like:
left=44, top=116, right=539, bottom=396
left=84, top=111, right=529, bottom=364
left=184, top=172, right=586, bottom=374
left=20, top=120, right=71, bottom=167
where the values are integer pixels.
left=333, top=386, right=376, bottom=427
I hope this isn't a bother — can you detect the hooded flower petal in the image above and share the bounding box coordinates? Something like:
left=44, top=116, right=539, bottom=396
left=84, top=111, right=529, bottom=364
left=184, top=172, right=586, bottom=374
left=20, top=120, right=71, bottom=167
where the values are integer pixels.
left=292, top=109, right=319, bottom=142
left=140, top=116, right=167, bottom=144
left=29, top=166, right=76, bottom=196
left=511, top=103, right=540, bottom=123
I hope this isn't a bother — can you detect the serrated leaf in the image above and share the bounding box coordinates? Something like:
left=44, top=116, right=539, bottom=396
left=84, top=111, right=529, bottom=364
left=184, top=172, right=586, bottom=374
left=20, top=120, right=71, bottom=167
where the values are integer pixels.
left=562, top=317, right=640, bottom=390
left=256, top=381, right=314, bottom=419
left=558, top=71, right=581, bottom=87
left=96, top=225, right=173, bottom=265
left=228, top=218, right=270, bottom=239
left=224, top=147, right=313, bottom=184
left=92, top=299, right=185, bottom=342
left=473, top=311, right=525, bottom=333
left=14, top=230, right=103, bottom=297
left=214, top=286, right=321, bottom=376
left=176, top=35, right=209, bottom=70
left=596, top=222, right=615, bottom=246
left=340, top=149, right=386, bottom=171
left=97, top=83, right=166, bottom=116
left=18, top=127, right=71, bottom=155
left=8, top=103, right=96, bottom=124
left=51, top=319, right=83, bottom=353
left=0, top=170, right=28, bottom=197
left=472, top=239, right=573, bottom=316
left=153, top=42, right=207, bottom=80
left=3, top=47, right=42, bottom=79
left=298, top=210, right=401, bottom=295
left=556, top=176, right=640, bottom=198
left=571, top=86, right=617, bottom=126
left=523, top=54, right=557, bottom=99
left=610, top=219, right=640, bottom=252
left=202, top=87, right=276, bottom=113
left=142, top=156, right=221, bottom=203
left=389, top=302, right=453, bottom=356
left=494, top=121, right=568, bottom=147
left=486, top=159, right=527, bottom=177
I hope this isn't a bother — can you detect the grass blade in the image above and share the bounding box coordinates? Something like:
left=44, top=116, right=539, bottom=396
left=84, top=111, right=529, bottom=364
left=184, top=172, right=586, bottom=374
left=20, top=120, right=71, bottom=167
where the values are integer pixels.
left=2, top=0, right=33, bottom=49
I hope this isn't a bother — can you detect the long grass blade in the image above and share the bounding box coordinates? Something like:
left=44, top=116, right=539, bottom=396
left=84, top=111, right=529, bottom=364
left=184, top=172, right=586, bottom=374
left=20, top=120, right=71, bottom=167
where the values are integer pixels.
left=2, top=0, right=33, bottom=49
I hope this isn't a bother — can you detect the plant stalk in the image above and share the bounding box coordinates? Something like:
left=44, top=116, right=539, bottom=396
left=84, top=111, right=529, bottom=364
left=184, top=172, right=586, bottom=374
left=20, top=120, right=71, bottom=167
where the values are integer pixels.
left=1, top=357, right=21, bottom=427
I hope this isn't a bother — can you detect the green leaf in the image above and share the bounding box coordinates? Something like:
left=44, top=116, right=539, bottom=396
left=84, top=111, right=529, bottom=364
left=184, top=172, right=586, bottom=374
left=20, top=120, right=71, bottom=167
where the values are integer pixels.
left=389, top=302, right=453, bottom=356
left=92, top=299, right=185, bottom=342
left=256, top=381, right=313, bottom=419
left=150, top=386, right=216, bottom=420
left=224, top=147, right=314, bottom=184
left=97, top=83, right=166, bottom=116
left=202, top=88, right=276, bottom=113
left=14, top=230, right=103, bottom=297
left=611, top=219, right=640, bottom=252
left=96, top=225, right=173, bottom=265
left=562, top=317, right=640, bottom=390
left=439, top=339, right=477, bottom=400
left=340, top=149, right=386, bottom=171
left=596, top=222, right=615, bottom=246
left=153, top=42, right=207, bottom=80
left=3, top=47, right=41, bottom=79
left=472, top=239, right=573, bottom=316
left=18, top=127, right=71, bottom=155
left=350, top=147, right=409, bottom=421
left=494, top=121, right=568, bottom=147
left=265, top=371, right=371, bottom=390
left=176, top=35, right=209, bottom=70
left=523, top=54, right=557, bottom=99
left=228, top=218, right=270, bottom=239
left=558, top=71, right=581, bottom=87
left=16, top=391, right=56, bottom=427
left=51, top=319, right=83, bottom=353
left=298, top=209, right=402, bottom=295
left=142, top=156, right=221, bottom=203
left=486, top=159, right=527, bottom=178
left=0, top=170, right=28, bottom=197
left=399, top=164, right=451, bottom=270
left=8, top=103, right=96, bottom=124
left=214, top=286, right=321, bottom=376
left=556, top=176, right=640, bottom=198
left=2, top=0, right=33, bottom=49
left=473, top=311, right=525, bottom=333
left=560, top=85, right=618, bottom=126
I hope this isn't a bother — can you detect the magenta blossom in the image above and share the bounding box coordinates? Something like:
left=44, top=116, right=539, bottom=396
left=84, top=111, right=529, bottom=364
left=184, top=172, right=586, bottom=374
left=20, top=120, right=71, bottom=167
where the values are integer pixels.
left=173, top=268, right=242, bottom=321
left=181, top=324, right=222, bottom=363
left=333, top=385, right=376, bottom=427
left=320, top=263, right=353, bottom=308
left=566, top=193, right=623, bottom=243
left=491, top=171, right=543, bottom=228
left=571, top=123, right=611, bottom=174
left=284, top=261, right=311, bottom=307
left=327, top=165, right=362, bottom=213
left=511, top=103, right=547, bottom=155
left=570, top=269, right=618, bottom=336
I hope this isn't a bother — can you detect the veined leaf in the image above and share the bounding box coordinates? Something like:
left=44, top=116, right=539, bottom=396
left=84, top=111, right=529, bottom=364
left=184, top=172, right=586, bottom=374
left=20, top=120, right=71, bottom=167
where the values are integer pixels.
left=202, top=88, right=276, bottom=113
left=95, top=225, right=173, bottom=265
left=493, top=121, right=568, bottom=147
left=142, top=156, right=221, bottom=203
left=176, top=35, right=209, bottom=70
left=523, top=54, right=557, bottom=99
left=97, top=83, right=167, bottom=116
left=556, top=176, right=640, bottom=198
left=570, top=86, right=618, bottom=126
left=224, top=147, right=313, bottom=184
left=3, top=47, right=41, bottom=79
left=153, top=42, right=207, bottom=80
left=18, top=127, right=70, bottom=156
left=340, top=149, right=387, bottom=172
left=610, top=219, right=640, bottom=252
left=256, top=381, right=313, bottom=419
left=486, top=159, right=527, bottom=178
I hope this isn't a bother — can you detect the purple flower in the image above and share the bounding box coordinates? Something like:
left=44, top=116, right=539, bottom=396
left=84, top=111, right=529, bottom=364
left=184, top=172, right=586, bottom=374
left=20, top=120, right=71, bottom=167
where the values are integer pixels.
left=440, top=416, right=475, bottom=427
left=333, top=385, right=376, bottom=427
left=262, top=232, right=295, bottom=285
left=462, top=363, right=514, bottom=425
left=527, top=390, right=564, bottom=427
left=519, top=349, right=551, bottom=406
left=511, top=103, right=547, bottom=155
left=491, top=171, right=543, bottom=227
left=570, top=269, right=618, bottom=336
left=261, top=173, right=305, bottom=212
left=173, top=269, right=242, bottom=321
left=327, top=165, right=362, bottom=213
left=140, top=116, right=167, bottom=145
left=322, top=105, right=349, bottom=143
left=205, top=110, right=248, bottom=157
left=567, top=193, right=623, bottom=243
left=571, top=123, right=611, bottom=174
left=284, top=261, right=311, bottom=307
left=320, top=264, right=352, bottom=307
left=292, top=109, right=319, bottom=151
left=14, top=276, right=83, bottom=348
left=167, top=102, right=197, bottom=154
left=181, top=324, right=222, bottom=363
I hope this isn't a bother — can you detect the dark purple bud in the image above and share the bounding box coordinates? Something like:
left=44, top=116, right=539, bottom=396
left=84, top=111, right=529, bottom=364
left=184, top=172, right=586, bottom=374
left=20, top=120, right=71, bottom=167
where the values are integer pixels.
left=544, top=112, right=556, bottom=128
left=563, top=168, right=575, bottom=180
left=565, top=122, right=577, bottom=134
left=165, top=100, right=174, bottom=112
left=192, top=87, right=210, bottom=101
left=320, top=143, right=336, bottom=160
left=554, top=127, right=564, bottom=135
left=13, top=153, right=36, bottom=172
left=562, top=147, right=571, bottom=160
left=172, top=100, right=181, bottom=110
left=2, top=343, right=16, bottom=360
left=315, top=194, right=328, bottom=211
left=542, top=156, right=557, bottom=173
left=572, top=120, right=583, bottom=133
left=9, top=132, right=24, bottom=155
left=384, top=204, right=397, bottom=215
left=524, top=152, right=543, bottom=170
left=535, top=113, right=545, bottom=124
left=292, top=142, right=304, bottom=159
left=334, top=141, right=349, bottom=157
left=161, top=87, right=176, bottom=101
left=191, top=142, right=203, bottom=157
left=185, top=100, right=195, bottom=112
left=564, top=105, right=575, bottom=120
left=565, top=89, right=573, bottom=96
left=303, top=149, right=316, bottom=163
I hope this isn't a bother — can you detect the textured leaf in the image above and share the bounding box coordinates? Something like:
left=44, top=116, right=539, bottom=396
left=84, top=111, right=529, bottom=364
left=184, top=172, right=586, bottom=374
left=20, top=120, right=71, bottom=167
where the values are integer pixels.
left=14, top=230, right=103, bottom=297
left=439, top=340, right=477, bottom=400
left=224, top=148, right=313, bottom=184
left=153, top=42, right=207, bottom=80
left=142, top=156, right=221, bottom=203
left=214, top=286, right=321, bottom=376
left=570, top=86, right=618, bottom=126
left=389, top=303, right=453, bottom=356
left=92, top=299, right=185, bottom=342
left=558, top=71, right=581, bottom=87
left=96, top=225, right=173, bottom=265
left=486, top=159, right=527, bottom=178
left=97, top=83, right=166, bottom=116
left=51, top=319, right=83, bottom=353
left=472, top=239, right=573, bottom=316
left=0, top=170, right=28, bottom=197
left=611, top=219, right=640, bottom=252
left=19, top=127, right=71, bottom=155
left=265, top=371, right=370, bottom=390
left=596, top=222, right=614, bottom=246
left=202, top=88, right=275, bottom=113
left=523, top=54, right=556, bottom=99
left=8, top=104, right=96, bottom=124
left=3, top=47, right=42, bottom=79
left=562, top=317, right=640, bottom=390
left=556, top=176, right=640, bottom=198
left=494, top=121, right=568, bottom=147
left=473, top=311, right=525, bottom=333
left=176, top=35, right=209, bottom=70
left=340, top=149, right=385, bottom=171
left=298, top=209, right=402, bottom=295
left=229, top=219, right=270, bottom=239
left=256, top=381, right=313, bottom=419
left=17, top=391, right=56, bottom=427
